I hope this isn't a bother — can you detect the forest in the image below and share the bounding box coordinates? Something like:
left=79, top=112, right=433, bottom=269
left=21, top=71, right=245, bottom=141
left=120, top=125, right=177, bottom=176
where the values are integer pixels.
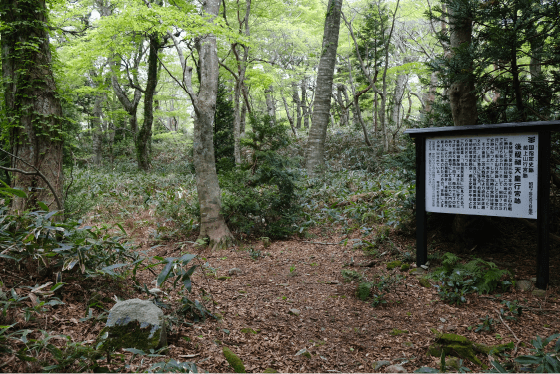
left=0, top=0, right=560, bottom=372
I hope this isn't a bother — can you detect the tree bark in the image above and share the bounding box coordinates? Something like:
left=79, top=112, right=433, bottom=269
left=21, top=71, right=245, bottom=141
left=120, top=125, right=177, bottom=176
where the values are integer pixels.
left=301, top=77, right=310, bottom=129
left=1, top=0, right=64, bottom=212
left=136, top=35, right=160, bottom=171
left=265, top=85, right=276, bottom=121
left=292, top=82, right=303, bottom=129
left=305, top=0, right=342, bottom=176
left=448, top=4, right=477, bottom=127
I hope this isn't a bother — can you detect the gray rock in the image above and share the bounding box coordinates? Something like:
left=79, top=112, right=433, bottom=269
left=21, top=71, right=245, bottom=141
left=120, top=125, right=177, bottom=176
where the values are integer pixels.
left=289, top=308, right=301, bottom=316
left=532, top=289, right=547, bottom=298
left=373, top=360, right=391, bottom=370
left=228, top=268, right=243, bottom=276
left=516, top=280, right=533, bottom=292
left=410, top=268, right=426, bottom=276
left=97, top=299, right=166, bottom=352
left=445, top=325, right=457, bottom=332
left=385, top=364, right=407, bottom=373
left=530, top=277, right=537, bottom=282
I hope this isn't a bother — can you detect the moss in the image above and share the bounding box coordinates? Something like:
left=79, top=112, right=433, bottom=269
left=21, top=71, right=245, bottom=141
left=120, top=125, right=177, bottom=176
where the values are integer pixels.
left=400, top=263, right=411, bottom=271
left=390, top=328, right=408, bottom=336
left=386, top=260, right=402, bottom=270
left=427, top=333, right=489, bottom=369
left=263, top=368, right=278, bottom=373
left=96, top=320, right=164, bottom=353
left=419, top=278, right=431, bottom=288
left=217, top=276, right=231, bottom=281
left=240, top=328, right=258, bottom=334
left=223, top=347, right=245, bottom=373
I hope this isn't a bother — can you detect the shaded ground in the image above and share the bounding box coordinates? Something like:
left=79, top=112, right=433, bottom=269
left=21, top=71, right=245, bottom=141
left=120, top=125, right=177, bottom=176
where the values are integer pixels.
left=1, top=214, right=559, bottom=372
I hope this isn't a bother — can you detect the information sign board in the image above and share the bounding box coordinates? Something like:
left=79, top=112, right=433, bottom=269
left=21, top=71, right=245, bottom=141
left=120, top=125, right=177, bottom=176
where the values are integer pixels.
left=425, top=133, right=538, bottom=218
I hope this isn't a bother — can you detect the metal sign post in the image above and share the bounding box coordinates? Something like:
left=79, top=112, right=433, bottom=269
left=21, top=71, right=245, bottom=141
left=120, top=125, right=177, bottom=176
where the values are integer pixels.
left=405, top=121, right=560, bottom=289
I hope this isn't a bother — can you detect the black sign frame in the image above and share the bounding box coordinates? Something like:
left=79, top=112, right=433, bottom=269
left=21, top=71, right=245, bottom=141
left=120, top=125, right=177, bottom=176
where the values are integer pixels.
left=405, top=121, right=560, bottom=289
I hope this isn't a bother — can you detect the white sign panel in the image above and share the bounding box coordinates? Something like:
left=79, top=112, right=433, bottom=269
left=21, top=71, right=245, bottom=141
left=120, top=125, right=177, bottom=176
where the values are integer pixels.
left=426, top=133, right=538, bottom=218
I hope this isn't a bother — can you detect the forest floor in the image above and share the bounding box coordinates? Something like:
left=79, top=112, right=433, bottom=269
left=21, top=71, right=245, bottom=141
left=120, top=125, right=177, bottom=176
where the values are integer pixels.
left=2, top=211, right=560, bottom=373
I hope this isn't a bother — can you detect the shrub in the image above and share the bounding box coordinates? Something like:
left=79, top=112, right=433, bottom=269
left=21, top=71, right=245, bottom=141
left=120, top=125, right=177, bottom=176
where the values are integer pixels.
left=219, top=115, right=301, bottom=238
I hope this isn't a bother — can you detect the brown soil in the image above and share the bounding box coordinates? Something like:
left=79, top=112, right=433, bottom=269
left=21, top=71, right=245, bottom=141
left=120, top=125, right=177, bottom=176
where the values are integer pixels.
left=1, top=214, right=559, bottom=373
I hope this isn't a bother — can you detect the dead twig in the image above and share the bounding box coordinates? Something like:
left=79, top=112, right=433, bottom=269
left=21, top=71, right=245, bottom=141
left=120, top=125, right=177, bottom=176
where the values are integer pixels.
left=302, top=241, right=339, bottom=245
left=495, top=308, right=521, bottom=354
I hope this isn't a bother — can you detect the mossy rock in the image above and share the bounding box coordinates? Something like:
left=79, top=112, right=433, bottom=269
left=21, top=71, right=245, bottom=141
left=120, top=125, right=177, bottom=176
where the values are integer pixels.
left=390, top=328, right=408, bottom=336
left=223, top=347, right=246, bottom=373
left=386, top=260, right=402, bottom=270
left=96, top=299, right=166, bottom=353
left=427, top=333, right=492, bottom=369
left=419, top=278, right=431, bottom=288
left=217, top=276, right=231, bottom=281
left=400, top=263, right=411, bottom=271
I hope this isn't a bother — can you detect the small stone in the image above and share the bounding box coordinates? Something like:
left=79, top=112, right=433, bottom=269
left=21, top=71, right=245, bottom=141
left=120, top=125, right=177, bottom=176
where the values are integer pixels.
left=532, top=289, right=547, bottom=298
left=410, top=268, right=426, bottom=276
left=373, top=360, right=391, bottom=370
left=445, top=325, right=458, bottom=331
left=402, top=342, right=415, bottom=348
left=228, top=268, right=243, bottom=276
left=385, top=364, right=407, bottom=373
left=420, top=265, right=429, bottom=270
left=440, top=317, right=447, bottom=323
left=516, top=280, right=533, bottom=291
left=289, top=308, right=301, bottom=316
left=445, top=356, right=461, bottom=371
left=530, top=277, right=537, bottom=282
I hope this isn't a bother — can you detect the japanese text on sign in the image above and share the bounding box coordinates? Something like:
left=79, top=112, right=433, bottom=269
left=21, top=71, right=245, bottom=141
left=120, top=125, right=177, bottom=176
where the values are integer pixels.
left=426, top=133, right=538, bottom=218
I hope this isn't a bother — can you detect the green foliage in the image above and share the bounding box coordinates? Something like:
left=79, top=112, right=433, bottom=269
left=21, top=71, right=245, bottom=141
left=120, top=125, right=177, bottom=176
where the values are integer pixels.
left=431, top=253, right=512, bottom=305
left=356, top=282, right=373, bottom=301
left=489, top=334, right=560, bottom=373
left=341, top=269, right=363, bottom=282
left=214, top=82, right=235, bottom=172
left=0, top=206, right=138, bottom=279
left=475, top=315, right=495, bottom=333
left=220, top=114, right=301, bottom=238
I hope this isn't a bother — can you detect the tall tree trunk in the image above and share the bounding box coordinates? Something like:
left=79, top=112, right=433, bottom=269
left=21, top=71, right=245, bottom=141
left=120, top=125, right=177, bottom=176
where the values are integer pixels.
left=305, top=0, right=342, bottom=176
left=448, top=4, right=477, bottom=127
left=168, top=0, right=234, bottom=249
left=1, top=0, right=64, bottom=212
left=92, top=94, right=104, bottom=165
left=240, top=100, right=247, bottom=135
left=136, top=35, right=159, bottom=171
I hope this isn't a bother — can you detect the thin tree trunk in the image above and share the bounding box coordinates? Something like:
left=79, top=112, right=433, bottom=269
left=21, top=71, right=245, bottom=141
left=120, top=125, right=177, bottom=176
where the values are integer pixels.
left=136, top=35, right=159, bottom=171
left=1, top=0, right=64, bottom=212
left=301, top=77, right=310, bottom=129
left=305, top=0, right=342, bottom=176
left=265, top=85, right=276, bottom=121
left=292, top=82, right=303, bottom=129
left=282, top=96, right=297, bottom=136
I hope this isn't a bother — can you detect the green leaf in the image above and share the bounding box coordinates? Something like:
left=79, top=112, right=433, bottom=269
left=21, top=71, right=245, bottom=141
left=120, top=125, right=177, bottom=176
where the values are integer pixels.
left=38, top=201, right=49, bottom=211
left=0, top=188, right=27, bottom=198
left=515, top=355, right=543, bottom=365
left=157, top=258, right=176, bottom=287
left=50, top=282, right=65, bottom=292
left=123, top=348, right=146, bottom=355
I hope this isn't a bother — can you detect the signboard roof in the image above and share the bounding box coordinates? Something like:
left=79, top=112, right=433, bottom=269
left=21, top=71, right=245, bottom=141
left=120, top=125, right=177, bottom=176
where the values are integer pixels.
left=404, top=120, right=560, bottom=138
